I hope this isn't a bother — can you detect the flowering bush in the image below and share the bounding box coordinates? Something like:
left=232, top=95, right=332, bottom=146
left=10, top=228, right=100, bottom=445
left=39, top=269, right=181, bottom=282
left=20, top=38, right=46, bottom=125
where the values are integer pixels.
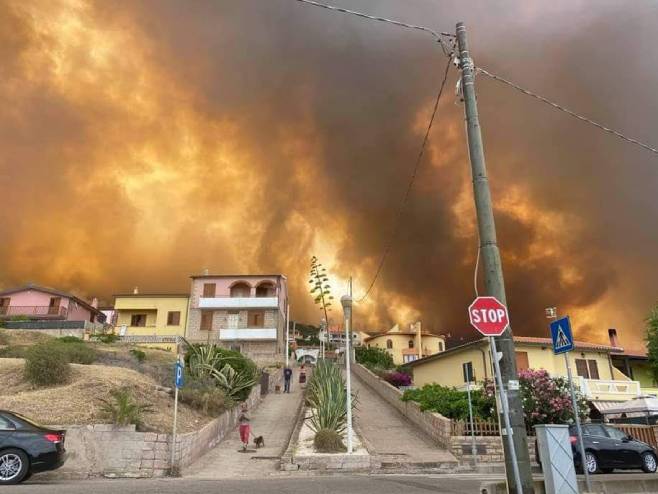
left=383, top=371, right=412, bottom=388
left=484, top=368, right=589, bottom=428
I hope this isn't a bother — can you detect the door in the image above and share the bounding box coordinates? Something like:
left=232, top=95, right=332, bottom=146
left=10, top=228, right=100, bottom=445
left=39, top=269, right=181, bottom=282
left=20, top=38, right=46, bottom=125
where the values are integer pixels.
left=227, top=312, right=239, bottom=329
left=605, top=426, right=641, bottom=467
left=48, top=297, right=61, bottom=315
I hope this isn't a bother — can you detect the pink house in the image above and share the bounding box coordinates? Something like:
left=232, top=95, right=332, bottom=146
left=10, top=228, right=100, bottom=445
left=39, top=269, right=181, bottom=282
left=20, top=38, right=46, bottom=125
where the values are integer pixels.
left=0, top=284, right=105, bottom=323
left=186, top=274, right=288, bottom=364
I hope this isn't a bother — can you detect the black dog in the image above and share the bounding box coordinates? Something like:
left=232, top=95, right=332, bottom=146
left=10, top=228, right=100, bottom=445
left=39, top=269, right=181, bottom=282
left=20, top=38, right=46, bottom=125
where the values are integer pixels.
left=254, top=435, right=265, bottom=449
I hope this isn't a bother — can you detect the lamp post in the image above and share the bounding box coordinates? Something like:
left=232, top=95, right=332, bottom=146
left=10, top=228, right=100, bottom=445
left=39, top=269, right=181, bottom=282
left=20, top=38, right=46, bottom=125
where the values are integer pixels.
left=341, top=295, right=353, bottom=454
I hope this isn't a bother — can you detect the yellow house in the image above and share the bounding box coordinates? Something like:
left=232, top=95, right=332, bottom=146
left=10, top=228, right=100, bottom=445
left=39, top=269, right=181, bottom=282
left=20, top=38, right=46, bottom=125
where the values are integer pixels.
left=113, top=293, right=190, bottom=351
left=364, top=322, right=446, bottom=365
left=405, top=336, right=641, bottom=404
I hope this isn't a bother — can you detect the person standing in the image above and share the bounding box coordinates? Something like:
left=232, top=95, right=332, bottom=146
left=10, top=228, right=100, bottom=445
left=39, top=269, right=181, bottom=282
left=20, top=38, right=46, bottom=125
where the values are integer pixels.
left=238, top=403, right=251, bottom=452
left=283, top=366, right=293, bottom=393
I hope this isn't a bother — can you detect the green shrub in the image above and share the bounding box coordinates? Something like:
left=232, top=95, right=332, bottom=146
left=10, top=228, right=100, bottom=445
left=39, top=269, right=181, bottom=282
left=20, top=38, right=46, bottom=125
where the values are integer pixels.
left=314, top=428, right=346, bottom=453
left=179, top=378, right=234, bottom=415
left=0, top=331, right=9, bottom=346
left=58, top=336, right=83, bottom=343
left=0, top=345, right=28, bottom=358
left=130, top=348, right=146, bottom=363
left=355, top=346, right=394, bottom=370
left=24, top=343, right=71, bottom=386
left=401, top=384, right=495, bottom=421
left=99, top=388, right=153, bottom=428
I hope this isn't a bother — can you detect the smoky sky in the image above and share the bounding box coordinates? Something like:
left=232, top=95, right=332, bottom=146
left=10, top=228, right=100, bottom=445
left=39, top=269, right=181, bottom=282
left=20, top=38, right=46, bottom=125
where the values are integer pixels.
left=1, top=0, right=657, bottom=350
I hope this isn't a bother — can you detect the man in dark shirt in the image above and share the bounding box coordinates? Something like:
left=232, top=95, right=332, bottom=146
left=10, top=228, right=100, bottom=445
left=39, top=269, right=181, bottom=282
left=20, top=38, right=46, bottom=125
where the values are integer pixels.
left=283, top=366, right=293, bottom=393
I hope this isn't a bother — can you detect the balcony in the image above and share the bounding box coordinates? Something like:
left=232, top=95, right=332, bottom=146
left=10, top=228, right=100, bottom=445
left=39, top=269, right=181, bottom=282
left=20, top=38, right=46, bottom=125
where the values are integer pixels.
left=198, top=297, right=278, bottom=309
left=0, top=306, right=68, bottom=319
left=580, top=377, right=642, bottom=401
left=219, top=327, right=277, bottom=340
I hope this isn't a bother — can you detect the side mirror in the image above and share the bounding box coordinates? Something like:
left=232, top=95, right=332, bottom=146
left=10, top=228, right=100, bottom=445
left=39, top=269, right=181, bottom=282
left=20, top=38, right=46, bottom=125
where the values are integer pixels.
left=623, top=435, right=633, bottom=442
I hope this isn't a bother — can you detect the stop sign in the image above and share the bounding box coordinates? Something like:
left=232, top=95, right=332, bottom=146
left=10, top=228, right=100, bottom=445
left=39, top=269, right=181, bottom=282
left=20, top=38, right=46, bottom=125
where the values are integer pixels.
left=468, top=296, right=509, bottom=336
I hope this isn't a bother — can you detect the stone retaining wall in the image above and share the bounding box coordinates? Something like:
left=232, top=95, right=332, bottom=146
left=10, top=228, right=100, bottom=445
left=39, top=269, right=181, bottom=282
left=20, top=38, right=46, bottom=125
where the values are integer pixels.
left=53, top=375, right=277, bottom=478
left=352, top=364, right=452, bottom=448
left=450, top=435, right=536, bottom=464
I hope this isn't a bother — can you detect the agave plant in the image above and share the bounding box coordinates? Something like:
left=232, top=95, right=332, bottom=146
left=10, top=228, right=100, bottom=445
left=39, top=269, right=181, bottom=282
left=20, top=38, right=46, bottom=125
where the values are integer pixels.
left=204, top=363, right=258, bottom=400
left=306, top=361, right=357, bottom=434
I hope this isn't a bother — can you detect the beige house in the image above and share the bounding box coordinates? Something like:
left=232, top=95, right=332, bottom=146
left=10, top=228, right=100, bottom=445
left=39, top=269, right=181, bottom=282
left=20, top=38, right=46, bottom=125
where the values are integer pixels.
left=364, top=322, right=446, bottom=365
left=405, top=336, right=641, bottom=405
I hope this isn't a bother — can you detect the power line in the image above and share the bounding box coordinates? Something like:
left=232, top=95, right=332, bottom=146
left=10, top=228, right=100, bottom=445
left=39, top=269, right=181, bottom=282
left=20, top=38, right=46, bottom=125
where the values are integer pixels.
left=357, top=58, right=453, bottom=303
left=294, top=0, right=454, bottom=55
left=476, top=67, right=658, bottom=156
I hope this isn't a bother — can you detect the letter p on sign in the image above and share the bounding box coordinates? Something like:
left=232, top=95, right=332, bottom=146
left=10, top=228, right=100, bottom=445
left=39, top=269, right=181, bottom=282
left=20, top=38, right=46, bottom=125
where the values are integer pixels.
left=469, top=296, right=509, bottom=337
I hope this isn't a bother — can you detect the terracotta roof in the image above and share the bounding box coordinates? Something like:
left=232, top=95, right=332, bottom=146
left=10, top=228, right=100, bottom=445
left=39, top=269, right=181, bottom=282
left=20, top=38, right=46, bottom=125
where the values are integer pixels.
left=190, top=274, right=285, bottom=279
left=405, top=336, right=622, bottom=368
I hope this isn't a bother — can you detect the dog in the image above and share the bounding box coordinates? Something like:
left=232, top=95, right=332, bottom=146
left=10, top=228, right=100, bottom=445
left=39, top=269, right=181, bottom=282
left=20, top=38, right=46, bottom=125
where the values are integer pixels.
left=253, top=435, right=265, bottom=449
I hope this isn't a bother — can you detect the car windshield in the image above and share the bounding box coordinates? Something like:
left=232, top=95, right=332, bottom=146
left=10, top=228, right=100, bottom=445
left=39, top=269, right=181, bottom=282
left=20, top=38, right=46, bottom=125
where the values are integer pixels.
left=8, top=411, right=46, bottom=429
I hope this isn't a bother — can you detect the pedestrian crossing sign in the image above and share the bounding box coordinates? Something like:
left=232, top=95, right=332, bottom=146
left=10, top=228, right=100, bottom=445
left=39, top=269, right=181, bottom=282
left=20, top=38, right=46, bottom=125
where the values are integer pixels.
left=550, top=316, right=574, bottom=354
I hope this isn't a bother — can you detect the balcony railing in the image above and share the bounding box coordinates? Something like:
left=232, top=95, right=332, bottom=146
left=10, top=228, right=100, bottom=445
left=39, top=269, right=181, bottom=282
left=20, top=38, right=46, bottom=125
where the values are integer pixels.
left=0, top=306, right=68, bottom=319
left=219, top=327, right=277, bottom=340
left=579, top=377, right=641, bottom=400
left=198, top=296, right=278, bottom=309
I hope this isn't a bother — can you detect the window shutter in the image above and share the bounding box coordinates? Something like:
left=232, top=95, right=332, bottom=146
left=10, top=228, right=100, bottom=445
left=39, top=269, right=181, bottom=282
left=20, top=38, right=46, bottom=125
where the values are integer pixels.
left=203, top=283, right=216, bottom=298
left=587, top=360, right=600, bottom=380
left=575, top=359, right=590, bottom=378
left=515, top=352, right=530, bottom=372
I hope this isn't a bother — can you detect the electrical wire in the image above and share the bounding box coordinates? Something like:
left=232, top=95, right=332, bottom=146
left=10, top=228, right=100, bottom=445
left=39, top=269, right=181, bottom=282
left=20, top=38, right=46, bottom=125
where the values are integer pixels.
left=294, top=0, right=454, bottom=55
left=357, top=58, right=453, bottom=303
left=476, top=67, right=658, bottom=156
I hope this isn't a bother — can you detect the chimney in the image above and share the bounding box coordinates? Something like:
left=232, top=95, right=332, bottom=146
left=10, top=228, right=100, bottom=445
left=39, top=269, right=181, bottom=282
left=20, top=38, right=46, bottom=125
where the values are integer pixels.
left=415, top=321, right=422, bottom=359
left=203, top=268, right=209, bottom=276
left=133, top=286, right=139, bottom=295
left=91, top=297, right=99, bottom=309
left=608, top=328, right=619, bottom=348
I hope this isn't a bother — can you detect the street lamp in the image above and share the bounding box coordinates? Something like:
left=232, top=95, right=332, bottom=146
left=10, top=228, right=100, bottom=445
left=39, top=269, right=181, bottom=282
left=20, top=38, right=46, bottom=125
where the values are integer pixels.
left=340, top=295, right=353, bottom=454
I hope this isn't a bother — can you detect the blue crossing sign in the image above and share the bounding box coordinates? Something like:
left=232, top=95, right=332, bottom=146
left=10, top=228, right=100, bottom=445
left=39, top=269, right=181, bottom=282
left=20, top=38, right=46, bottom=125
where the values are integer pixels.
left=550, top=316, right=574, bottom=354
left=174, top=362, right=184, bottom=388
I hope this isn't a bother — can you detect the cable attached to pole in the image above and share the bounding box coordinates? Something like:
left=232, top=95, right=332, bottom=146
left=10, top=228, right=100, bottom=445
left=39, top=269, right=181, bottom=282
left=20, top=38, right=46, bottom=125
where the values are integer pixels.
left=357, top=58, right=453, bottom=303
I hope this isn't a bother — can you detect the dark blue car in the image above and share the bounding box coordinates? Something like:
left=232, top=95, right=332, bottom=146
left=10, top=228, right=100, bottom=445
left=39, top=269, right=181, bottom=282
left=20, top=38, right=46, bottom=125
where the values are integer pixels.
left=0, top=411, right=66, bottom=484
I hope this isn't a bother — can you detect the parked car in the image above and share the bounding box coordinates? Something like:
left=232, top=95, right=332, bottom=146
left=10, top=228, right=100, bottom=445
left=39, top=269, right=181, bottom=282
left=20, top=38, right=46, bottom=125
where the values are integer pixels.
left=0, top=410, right=66, bottom=484
left=537, top=424, right=657, bottom=474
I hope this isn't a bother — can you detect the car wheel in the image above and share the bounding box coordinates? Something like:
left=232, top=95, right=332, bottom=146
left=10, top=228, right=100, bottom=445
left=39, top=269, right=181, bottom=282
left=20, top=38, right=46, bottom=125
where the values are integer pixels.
left=584, top=451, right=600, bottom=474
left=642, top=452, right=657, bottom=473
left=0, top=449, right=30, bottom=485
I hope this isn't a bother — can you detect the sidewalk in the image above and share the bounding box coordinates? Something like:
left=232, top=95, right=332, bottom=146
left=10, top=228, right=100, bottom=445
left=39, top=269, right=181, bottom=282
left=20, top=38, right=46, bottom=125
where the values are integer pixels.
left=184, top=369, right=304, bottom=479
left=351, top=370, right=457, bottom=467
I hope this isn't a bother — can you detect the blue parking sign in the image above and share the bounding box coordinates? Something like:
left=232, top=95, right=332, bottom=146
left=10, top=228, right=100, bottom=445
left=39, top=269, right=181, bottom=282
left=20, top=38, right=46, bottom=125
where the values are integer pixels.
left=550, top=316, right=574, bottom=354
left=174, top=362, right=184, bottom=388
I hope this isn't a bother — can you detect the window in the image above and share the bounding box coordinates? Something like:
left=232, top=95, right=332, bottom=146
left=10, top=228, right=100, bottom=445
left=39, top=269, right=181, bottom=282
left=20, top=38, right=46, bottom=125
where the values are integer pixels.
left=403, top=355, right=418, bottom=363
left=575, top=359, right=600, bottom=379
left=167, top=311, right=181, bottom=326
left=583, top=424, right=607, bottom=437
left=515, top=352, right=530, bottom=372
left=605, top=427, right=628, bottom=441
left=386, top=339, right=393, bottom=349
left=408, top=340, right=414, bottom=349
left=130, top=314, right=147, bottom=327
left=200, top=311, right=213, bottom=331
left=249, top=310, right=264, bottom=328
left=439, top=341, right=444, bottom=352
left=0, top=297, right=9, bottom=315
left=230, top=282, right=251, bottom=297
left=463, top=362, right=475, bottom=383
left=202, top=283, right=216, bottom=298
left=0, top=415, right=15, bottom=430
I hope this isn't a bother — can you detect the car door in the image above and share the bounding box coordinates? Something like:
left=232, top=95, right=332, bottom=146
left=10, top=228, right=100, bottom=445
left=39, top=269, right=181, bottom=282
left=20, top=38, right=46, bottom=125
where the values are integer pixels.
left=604, top=426, right=642, bottom=468
left=583, top=424, right=618, bottom=467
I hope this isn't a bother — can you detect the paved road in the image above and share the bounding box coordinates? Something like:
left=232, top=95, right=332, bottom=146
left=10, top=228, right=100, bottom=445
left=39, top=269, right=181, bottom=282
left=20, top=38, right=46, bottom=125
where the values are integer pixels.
left=7, top=475, right=490, bottom=493
left=350, top=370, right=457, bottom=466
left=184, top=368, right=304, bottom=479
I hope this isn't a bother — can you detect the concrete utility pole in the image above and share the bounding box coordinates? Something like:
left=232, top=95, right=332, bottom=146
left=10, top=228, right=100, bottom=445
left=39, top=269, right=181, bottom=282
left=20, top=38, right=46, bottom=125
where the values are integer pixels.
left=456, top=22, right=534, bottom=494
left=341, top=295, right=354, bottom=454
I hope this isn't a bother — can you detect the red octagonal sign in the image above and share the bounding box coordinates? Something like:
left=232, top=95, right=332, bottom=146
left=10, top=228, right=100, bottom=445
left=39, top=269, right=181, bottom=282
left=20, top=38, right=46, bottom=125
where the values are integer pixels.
left=469, top=296, right=509, bottom=336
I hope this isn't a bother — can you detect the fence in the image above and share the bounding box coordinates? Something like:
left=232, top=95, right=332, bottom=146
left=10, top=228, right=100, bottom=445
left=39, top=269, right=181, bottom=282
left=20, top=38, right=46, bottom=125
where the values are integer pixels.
left=612, top=424, right=658, bottom=449
left=451, top=418, right=500, bottom=436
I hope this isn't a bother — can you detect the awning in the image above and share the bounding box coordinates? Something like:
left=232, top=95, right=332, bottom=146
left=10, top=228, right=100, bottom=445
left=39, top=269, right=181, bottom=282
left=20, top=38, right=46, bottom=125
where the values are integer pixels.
left=602, top=396, right=658, bottom=415
left=590, top=400, right=626, bottom=413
